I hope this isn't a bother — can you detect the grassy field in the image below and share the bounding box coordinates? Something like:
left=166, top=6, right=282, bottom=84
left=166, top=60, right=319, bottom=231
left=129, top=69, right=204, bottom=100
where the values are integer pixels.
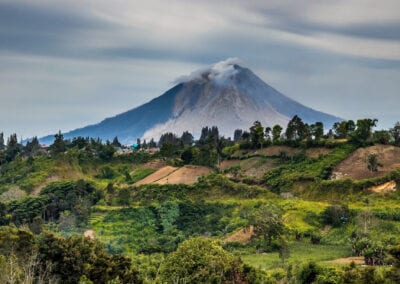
left=241, top=242, right=351, bottom=270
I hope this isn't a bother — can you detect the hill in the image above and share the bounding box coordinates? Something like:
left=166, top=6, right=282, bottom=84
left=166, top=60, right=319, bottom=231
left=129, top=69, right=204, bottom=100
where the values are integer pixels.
left=3, top=129, right=400, bottom=282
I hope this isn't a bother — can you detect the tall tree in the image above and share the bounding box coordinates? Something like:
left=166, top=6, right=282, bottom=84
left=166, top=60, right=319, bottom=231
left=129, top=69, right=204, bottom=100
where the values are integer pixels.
left=250, top=121, right=264, bottom=149
left=333, top=120, right=355, bottom=139
left=148, top=138, right=157, bottom=148
left=285, top=115, right=306, bottom=141
left=181, top=131, right=194, bottom=146
left=50, top=131, right=66, bottom=154
left=390, top=122, right=400, bottom=146
left=373, top=130, right=391, bottom=145
left=311, top=122, right=324, bottom=142
left=272, top=125, right=283, bottom=144
left=25, top=136, right=40, bottom=155
left=233, top=129, right=243, bottom=142
left=351, top=118, right=378, bottom=145
left=5, top=133, right=20, bottom=162
left=0, top=132, right=4, bottom=150
left=265, top=127, right=272, bottom=144
left=160, top=238, right=235, bottom=283
left=111, top=136, right=121, bottom=148
left=250, top=204, right=284, bottom=249
left=159, top=132, right=179, bottom=147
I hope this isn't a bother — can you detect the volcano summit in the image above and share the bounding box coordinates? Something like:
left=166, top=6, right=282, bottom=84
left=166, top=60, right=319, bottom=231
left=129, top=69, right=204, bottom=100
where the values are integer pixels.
left=41, top=59, right=341, bottom=144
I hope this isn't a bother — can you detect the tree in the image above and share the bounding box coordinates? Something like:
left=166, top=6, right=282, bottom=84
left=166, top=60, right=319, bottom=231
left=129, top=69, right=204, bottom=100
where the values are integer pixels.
left=272, top=125, right=283, bottom=144
left=233, top=129, right=243, bottom=142
left=159, top=132, right=179, bottom=147
left=0, top=132, right=4, bottom=150
left=50, top=131, right=66, bottom=154
left=373, top=130, right=391, bottom=145
left=160, top=237, right=235, bottom=283
left=71, top=136, right=89, bottom=149
left=285, top=115, right=306, bottom=142
left=250, top=204, right=284, bottom=248
left=25, top=136, right=40, bottom=156
left=250, top=121, right=264, bottom=149
left=390, top=122, right=400, bottom=146
left=5, top=133, right=21, bottom=162
left=98, top=141, right=115, bottom=161
left=180, top=131, right=194, bottom=146
left=265, top=126, right=272, bottom=144
left=321, top=204, right=352, bottom=227
left=298, top=262, right=321, bottom=284
left=333, top=120, right=355, bottom=139
left=37, top=232, right=140, bottom=283
left=111, top=136, right=121, bottom=148
left=117, top=188, right=131, bottom=206
left=367, top=154, right=382, bottom=172
left=148, top=138, right=157, bottom=148
left=311, top=122, right=324, bottom=142
left=351, top=118, right=378, bottom=145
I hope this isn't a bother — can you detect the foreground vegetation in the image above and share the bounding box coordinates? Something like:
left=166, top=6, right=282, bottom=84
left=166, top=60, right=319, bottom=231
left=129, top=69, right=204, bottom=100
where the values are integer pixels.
left=1, top=117, right=400, bottom=282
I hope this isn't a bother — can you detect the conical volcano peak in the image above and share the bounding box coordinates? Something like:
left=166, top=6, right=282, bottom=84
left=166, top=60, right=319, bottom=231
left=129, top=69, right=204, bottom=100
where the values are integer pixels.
left=39, top=59, right=341, bottom=144
left=174, top=58, right=243, bottom=86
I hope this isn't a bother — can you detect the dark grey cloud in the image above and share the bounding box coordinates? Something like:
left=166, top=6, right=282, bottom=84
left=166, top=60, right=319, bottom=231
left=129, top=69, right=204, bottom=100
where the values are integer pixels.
left=0, top=1, right=114, bottom=58
left=0, top=0, right=399, bottom=138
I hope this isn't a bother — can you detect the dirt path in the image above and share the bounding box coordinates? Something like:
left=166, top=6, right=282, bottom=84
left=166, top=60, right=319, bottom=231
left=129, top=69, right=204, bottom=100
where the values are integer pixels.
left=32, top=175, right=60, bottom=196
left=368, top=180, right=397, bottom=193
left=224, top=226, right=254, bottom=243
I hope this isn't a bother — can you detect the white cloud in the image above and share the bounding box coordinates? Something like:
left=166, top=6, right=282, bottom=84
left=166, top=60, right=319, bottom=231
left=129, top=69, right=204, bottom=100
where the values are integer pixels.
left=174, top=57, right=242, bottom=85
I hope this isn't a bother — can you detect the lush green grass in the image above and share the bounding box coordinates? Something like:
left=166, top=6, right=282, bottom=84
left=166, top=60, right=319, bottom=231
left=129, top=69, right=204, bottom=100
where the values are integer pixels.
left=241, top=242, right=351, bottom=270
left=264, top=143, right=356, bottom=191
left=129, top=167, right=155, bottom=183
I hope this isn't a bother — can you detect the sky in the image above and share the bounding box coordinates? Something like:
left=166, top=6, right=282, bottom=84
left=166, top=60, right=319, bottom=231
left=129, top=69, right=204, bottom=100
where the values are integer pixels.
left=0, top=0, right=399, bottom=139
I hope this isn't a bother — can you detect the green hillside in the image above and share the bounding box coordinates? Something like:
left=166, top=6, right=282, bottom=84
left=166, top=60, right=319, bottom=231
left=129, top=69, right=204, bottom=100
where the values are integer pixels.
left=1, top=119, right=400, bottom=283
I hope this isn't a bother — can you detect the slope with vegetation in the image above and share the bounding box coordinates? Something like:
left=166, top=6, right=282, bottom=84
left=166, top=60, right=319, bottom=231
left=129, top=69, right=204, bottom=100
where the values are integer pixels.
left=0, top=118, right=400, bottom=282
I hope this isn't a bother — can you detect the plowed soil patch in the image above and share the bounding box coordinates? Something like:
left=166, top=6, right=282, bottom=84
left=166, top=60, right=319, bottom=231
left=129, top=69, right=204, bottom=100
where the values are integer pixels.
left=134, top=166, right=178, bottom=186
left=156, top=166, right=211, bottom=184
left=135, top=165, right=211, bottom=185
left=333, top=145, right=400, bottom=180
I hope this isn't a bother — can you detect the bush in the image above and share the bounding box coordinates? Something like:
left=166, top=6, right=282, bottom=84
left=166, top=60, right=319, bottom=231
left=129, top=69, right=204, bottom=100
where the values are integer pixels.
left=160, top=238, right=235, bottom=283
left=95, top=166, right=115, bottom=179
left=321, top=204, right=353, bottom=227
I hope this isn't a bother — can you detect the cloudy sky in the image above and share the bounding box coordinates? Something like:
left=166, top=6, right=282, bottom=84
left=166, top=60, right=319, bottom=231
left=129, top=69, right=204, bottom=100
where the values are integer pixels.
left=1, top=0, right=399, bottom=138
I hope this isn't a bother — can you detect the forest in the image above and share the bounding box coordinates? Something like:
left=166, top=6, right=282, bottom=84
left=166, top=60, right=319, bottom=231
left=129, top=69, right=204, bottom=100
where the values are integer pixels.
left=1, top=116, right=400, bottom=283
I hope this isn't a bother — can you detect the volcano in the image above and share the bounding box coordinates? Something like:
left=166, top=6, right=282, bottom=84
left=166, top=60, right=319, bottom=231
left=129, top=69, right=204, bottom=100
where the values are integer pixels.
left=40, top=59, right=341, bottom=144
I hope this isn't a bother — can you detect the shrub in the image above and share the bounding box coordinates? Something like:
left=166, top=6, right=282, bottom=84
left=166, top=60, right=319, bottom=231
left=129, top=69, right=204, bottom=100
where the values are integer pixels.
left=321, top=204, right=353, bottom=227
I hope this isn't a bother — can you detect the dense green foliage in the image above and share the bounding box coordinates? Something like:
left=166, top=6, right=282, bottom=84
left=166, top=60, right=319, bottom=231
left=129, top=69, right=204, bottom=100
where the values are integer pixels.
left=1, top=118, right=400, bottom=282
left=0, top=226, right=141, bottom=283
